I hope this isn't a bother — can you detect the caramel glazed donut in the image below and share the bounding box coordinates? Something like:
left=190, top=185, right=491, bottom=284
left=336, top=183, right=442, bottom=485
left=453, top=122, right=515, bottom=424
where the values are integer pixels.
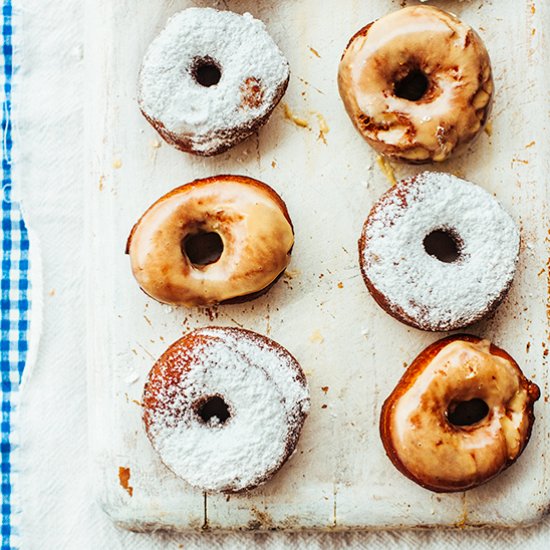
left=359, top=172, right=519, bottom=331
left=380, top=335, right=540, bottom=492
left=143, top=327, right=310, bottom=493
left=338, top=6, right=493, bottom=163
left=126, top=176, right=294, bottom=307
left=138, top=8, right=289, bottom=156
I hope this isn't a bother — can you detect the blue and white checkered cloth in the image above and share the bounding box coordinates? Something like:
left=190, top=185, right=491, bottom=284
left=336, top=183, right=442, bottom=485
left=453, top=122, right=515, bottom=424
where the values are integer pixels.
left=1, top=2, right=29, bottom=548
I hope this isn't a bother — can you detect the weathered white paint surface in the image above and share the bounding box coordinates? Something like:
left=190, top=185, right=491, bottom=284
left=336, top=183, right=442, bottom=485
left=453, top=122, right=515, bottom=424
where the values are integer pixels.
left=87, top=0, right=550, bottom=531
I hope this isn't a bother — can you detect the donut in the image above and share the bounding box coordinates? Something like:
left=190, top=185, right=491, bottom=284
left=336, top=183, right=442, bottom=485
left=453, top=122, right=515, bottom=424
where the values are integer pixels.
left=142, top=327, right=310, bottom=493
left=380, top=335, right=540, bottom=492
left=338, top=6, right=493, bottom=163
left=138, top=8, right=289, bottom=156
left=126, top=175, right=294, bottom=307
left=358, top=172, right=519, bottom=332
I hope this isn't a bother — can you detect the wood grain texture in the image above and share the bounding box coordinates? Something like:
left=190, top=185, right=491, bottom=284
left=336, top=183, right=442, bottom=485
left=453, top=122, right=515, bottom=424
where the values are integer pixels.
left=86, top=0, right=550, bottom=531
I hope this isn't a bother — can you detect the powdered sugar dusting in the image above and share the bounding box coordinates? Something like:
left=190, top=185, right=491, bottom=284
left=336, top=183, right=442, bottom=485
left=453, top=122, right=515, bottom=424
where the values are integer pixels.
left=360, top=172, right=520, bottom=331
left=138, top=8, right=289, bottom=154
left=144, top=327, right=309, bottom=493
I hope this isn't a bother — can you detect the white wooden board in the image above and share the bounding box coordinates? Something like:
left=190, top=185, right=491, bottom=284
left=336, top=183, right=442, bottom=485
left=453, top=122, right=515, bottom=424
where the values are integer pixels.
left=86, top=0, right=550, bottom=531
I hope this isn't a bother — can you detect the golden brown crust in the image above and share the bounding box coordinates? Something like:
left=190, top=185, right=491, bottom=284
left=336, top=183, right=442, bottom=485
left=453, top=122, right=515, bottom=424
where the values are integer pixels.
left=338, top=6, right=493, bottom=163
left=126, top=175, right=294, bottom=307
left=380, top=335, right=540, bottom=492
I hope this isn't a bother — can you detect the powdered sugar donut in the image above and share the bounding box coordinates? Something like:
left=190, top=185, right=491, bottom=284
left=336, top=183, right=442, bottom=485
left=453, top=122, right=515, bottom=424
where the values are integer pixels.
left=143, top=327, right=310, bottom=493
left=138, top=8, right=290, bottom=156
left=359, top=172, right=520, bottom=331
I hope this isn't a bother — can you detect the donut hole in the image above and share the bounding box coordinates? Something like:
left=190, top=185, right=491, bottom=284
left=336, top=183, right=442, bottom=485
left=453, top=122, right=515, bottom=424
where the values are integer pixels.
left=191, top=56, right=222, bottom=87
left=183, top=231, right=223, bottom=266
left=394, top=69, right=429, bottom=101
left=447, top=398, right=489, bottom=427
left=195, top=395, right=231, bottom=425
left=423, top=230, right=461, bottom=263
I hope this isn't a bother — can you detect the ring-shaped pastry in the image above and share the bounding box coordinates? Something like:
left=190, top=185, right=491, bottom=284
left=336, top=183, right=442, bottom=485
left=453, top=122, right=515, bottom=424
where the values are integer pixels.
left=338, top=6, right=493, bottom=163
left=380, top=335, right=540, bottom=492
left=127, top=175, right=294, bottom=307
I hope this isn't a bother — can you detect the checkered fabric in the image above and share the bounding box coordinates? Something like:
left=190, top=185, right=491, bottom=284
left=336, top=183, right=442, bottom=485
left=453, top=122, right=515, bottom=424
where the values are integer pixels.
left=1, top=1, right=29, bottom=549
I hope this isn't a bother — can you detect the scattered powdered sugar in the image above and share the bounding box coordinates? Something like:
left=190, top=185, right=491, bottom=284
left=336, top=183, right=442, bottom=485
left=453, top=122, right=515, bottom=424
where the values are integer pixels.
left=360, top=172, right=520, bottom=331
left=138, top=8, right=289, bottom=154
left=145, top=327, right=309, bottom=493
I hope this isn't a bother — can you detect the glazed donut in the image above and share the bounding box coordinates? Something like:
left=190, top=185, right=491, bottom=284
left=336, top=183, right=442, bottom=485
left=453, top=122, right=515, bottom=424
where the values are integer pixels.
left=338, top=6, right=493, bottom=163
left=380, top=335, right=540, bottom=492
left=143, top=327, right=310, bottom=493
left=126, top=175, right=294, bottom=307
left=358, top=172, right=519, bottom=331
left=138, top=8, right=289, bottom=156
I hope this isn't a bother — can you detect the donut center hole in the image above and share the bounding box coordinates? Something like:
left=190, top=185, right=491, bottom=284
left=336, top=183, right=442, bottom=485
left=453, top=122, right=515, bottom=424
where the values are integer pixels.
left=394, top=69, right=429, bottom=101
left=196, top=396, right=231, bottom=425
left=183, top=231, right=223, bottom=266
left=423, top=230, right=461, bottom=263
left=192, top=57, right=222, bottom=87
left=447, top=399, right=489, bottom=427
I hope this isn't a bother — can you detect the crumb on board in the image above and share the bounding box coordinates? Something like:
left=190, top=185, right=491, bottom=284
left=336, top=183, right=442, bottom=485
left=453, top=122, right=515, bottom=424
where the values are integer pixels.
left=337, top=282, right=344, bottom=289
left=314, top=112, right=329, bottom=144
left=112, top=158, right=122, bottom=169
left=309, top=329, right=324, bottom=344
left=511, top=158, right=529, bottom=166
left=271, top=160, right=277, bottom=168
left=118, top=466, right=133, bottom=497
left=284, top=269, right=302, bottom=280
left=309, top=46, right=321, bottom=58
left=282, top=103, right=309, bottom=128
left=98, top=176, right=105, bottom=191
left=48, top=289, right=56, bottom=297
left=376, top=155, right=397, bottom=186
left=484, top=121, right=493, bottom=137
left=321, top=386, right=329, bottom=394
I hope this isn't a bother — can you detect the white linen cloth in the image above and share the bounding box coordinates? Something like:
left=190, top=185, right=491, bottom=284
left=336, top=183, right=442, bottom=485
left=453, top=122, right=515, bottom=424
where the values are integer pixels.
left=14, top=1, right=550, bottom=548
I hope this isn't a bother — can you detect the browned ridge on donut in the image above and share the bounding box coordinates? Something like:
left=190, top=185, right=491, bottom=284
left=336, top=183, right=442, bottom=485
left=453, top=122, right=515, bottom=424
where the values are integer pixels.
left=126, top=175, right=295, bottom=307
left=380, top=335, right=540, bottom=493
